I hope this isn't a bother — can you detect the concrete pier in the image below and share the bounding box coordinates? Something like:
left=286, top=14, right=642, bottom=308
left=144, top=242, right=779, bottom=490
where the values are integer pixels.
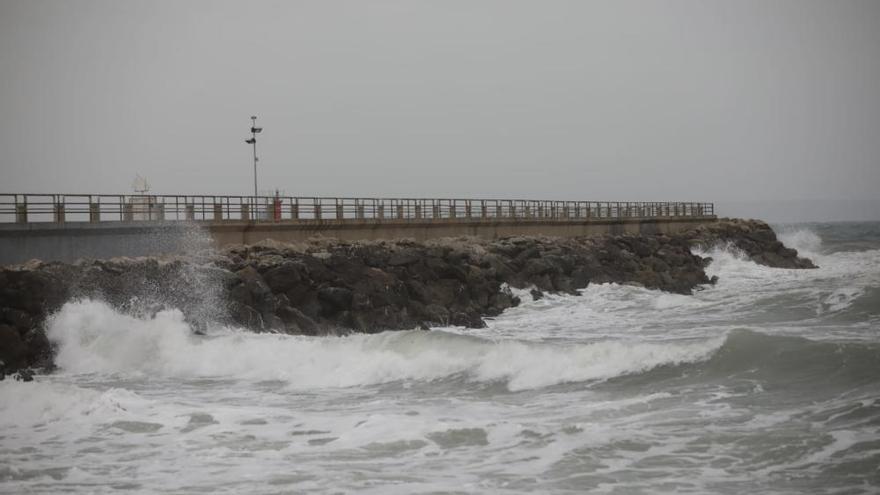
left=0, top=193, right=716, bottom=264
left=0, top=216, right=715, bottom=265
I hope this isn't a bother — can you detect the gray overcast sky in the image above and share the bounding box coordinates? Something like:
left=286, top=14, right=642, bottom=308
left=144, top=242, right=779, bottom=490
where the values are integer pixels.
left=1, top=0, right=878, bottom=216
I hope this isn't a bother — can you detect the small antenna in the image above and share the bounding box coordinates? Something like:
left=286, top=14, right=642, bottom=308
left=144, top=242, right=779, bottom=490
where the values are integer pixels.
left=132, top=174, right=150, bottom=194
left=245, top=115, right=262, bottom=197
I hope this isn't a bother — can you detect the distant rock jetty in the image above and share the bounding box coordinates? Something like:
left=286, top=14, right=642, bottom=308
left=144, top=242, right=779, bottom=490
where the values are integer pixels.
left=0, top=218, right=814, bottom=377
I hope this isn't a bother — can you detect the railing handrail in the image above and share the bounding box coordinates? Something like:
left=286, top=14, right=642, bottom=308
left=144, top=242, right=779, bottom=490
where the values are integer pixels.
left=0, top=192, right=712, bottom=203
left=0, top=193, right=715, bottom=225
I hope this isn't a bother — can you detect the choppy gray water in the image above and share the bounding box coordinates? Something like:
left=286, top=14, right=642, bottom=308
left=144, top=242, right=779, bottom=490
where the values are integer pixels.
left=2, top=222, right=879, bottom=494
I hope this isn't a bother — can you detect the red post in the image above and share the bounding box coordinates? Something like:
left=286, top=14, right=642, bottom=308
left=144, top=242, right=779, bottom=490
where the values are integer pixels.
left=273, top=198, right=282, bottom=222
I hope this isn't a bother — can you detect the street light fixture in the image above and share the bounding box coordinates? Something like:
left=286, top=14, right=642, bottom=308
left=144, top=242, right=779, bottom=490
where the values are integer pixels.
left=245, top=116, right=263, bottom=198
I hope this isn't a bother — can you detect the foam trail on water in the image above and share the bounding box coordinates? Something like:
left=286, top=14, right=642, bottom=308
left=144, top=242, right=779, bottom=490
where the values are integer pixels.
left=0, top=380, right=157, bottom=430
left=47, top=299, right=723, bottom=391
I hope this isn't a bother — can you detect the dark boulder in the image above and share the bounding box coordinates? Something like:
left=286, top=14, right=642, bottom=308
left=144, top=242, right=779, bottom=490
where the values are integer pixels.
left=317, top=287, right=354, bottom=315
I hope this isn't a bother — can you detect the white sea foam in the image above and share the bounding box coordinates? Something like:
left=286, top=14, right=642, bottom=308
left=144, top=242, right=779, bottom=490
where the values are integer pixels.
left=0, top=379, right=159, bottom=430
left=46, top=299, right=722, bottom=391
left=777, top=227, right=823, bottom=258
left=820, top=287, right=865, bottom=314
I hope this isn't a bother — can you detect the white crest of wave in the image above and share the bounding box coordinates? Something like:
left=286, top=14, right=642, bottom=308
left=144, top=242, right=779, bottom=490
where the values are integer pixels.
left=777, top=227, right=823, bottom=257
left=697, top=244, right=770, bottom=284
left=47, top=300, right=723, bottom=391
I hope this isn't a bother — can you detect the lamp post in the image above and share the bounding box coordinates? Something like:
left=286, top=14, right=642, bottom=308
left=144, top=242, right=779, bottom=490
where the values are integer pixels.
left=245, top=116, right=263, bottom=198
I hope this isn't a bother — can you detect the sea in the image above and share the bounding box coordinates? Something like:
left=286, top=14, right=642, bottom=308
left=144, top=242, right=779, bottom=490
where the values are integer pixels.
left=1, top=222, right=879, bottom=494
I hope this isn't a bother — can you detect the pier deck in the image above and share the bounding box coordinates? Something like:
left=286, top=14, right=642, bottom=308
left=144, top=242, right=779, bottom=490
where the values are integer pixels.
left=0, top=194, right=716, bottom=264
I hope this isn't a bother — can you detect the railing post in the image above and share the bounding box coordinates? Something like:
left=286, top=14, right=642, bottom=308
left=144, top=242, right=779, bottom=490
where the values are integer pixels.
left=54, top=202, right=65, bottom=223
left=336, top=202, right=344, bottom=220
left=481, top=201, right=487, bottom=218
left=213, top=204, right=223, bottom=221
left=465, top=200, right=472, bottom=218
left=291, top=202, right=299, bottom=220
left=413, top=204, right=420, bottom=219
left=377, top=204, right=385, bottom=220
left=273, top=198, right=282, bottom=222
left=449, top=200, right=456, bottom=219
left=241, top=203, right=250, bottom=221
left=396, top=204, right=404, bottom=219
left=89, top=202, right=100, bottom=223
left=356, top=202, right=365, bottom=220
left=15, top=201, right=27, bottom=224
left=314, top=204, right=322, bottom=220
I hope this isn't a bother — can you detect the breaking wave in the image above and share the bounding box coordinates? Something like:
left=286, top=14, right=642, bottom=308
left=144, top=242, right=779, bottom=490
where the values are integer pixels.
left=47, top=299, right=722, bottom=391
left=777, top=227, right=823, bottom=258
left=46, top=299, right=880, bottom=393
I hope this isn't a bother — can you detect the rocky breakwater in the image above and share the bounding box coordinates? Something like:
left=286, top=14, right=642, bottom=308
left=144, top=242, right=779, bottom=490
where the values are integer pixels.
left=0, top=219, right=814, bottom=377
left=685, top=218, right=816, bottom=268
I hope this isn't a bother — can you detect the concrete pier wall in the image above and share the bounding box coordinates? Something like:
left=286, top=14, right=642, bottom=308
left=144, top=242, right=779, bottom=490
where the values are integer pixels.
left=209, top=217, right=714, bottom=245
left=0, top=216, right=717, bottom=265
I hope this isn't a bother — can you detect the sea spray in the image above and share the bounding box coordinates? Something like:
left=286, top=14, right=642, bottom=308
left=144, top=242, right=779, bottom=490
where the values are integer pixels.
left=776, top=226, right=824, bottom=258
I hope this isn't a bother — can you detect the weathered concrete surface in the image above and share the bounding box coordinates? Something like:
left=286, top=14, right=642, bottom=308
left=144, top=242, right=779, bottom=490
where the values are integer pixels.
left=210, top=217, right=715, bottom=245
left=0, top=216, right=716, bottom=265
left=0, top=222, right=210, bottom=265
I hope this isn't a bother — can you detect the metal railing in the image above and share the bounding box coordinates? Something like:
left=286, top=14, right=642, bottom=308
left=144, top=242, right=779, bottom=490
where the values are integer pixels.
left=0, top=194, right=715, bottom=225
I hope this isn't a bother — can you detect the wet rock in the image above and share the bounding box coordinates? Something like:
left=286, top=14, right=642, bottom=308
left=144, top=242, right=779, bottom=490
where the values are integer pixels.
left=261, top=262, right=303, bottom=293
left=683, top=218, right=816, bottom=269
left=0, top=324, right=26, bottom=373
left=317, top=287, right=354, bottom=315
